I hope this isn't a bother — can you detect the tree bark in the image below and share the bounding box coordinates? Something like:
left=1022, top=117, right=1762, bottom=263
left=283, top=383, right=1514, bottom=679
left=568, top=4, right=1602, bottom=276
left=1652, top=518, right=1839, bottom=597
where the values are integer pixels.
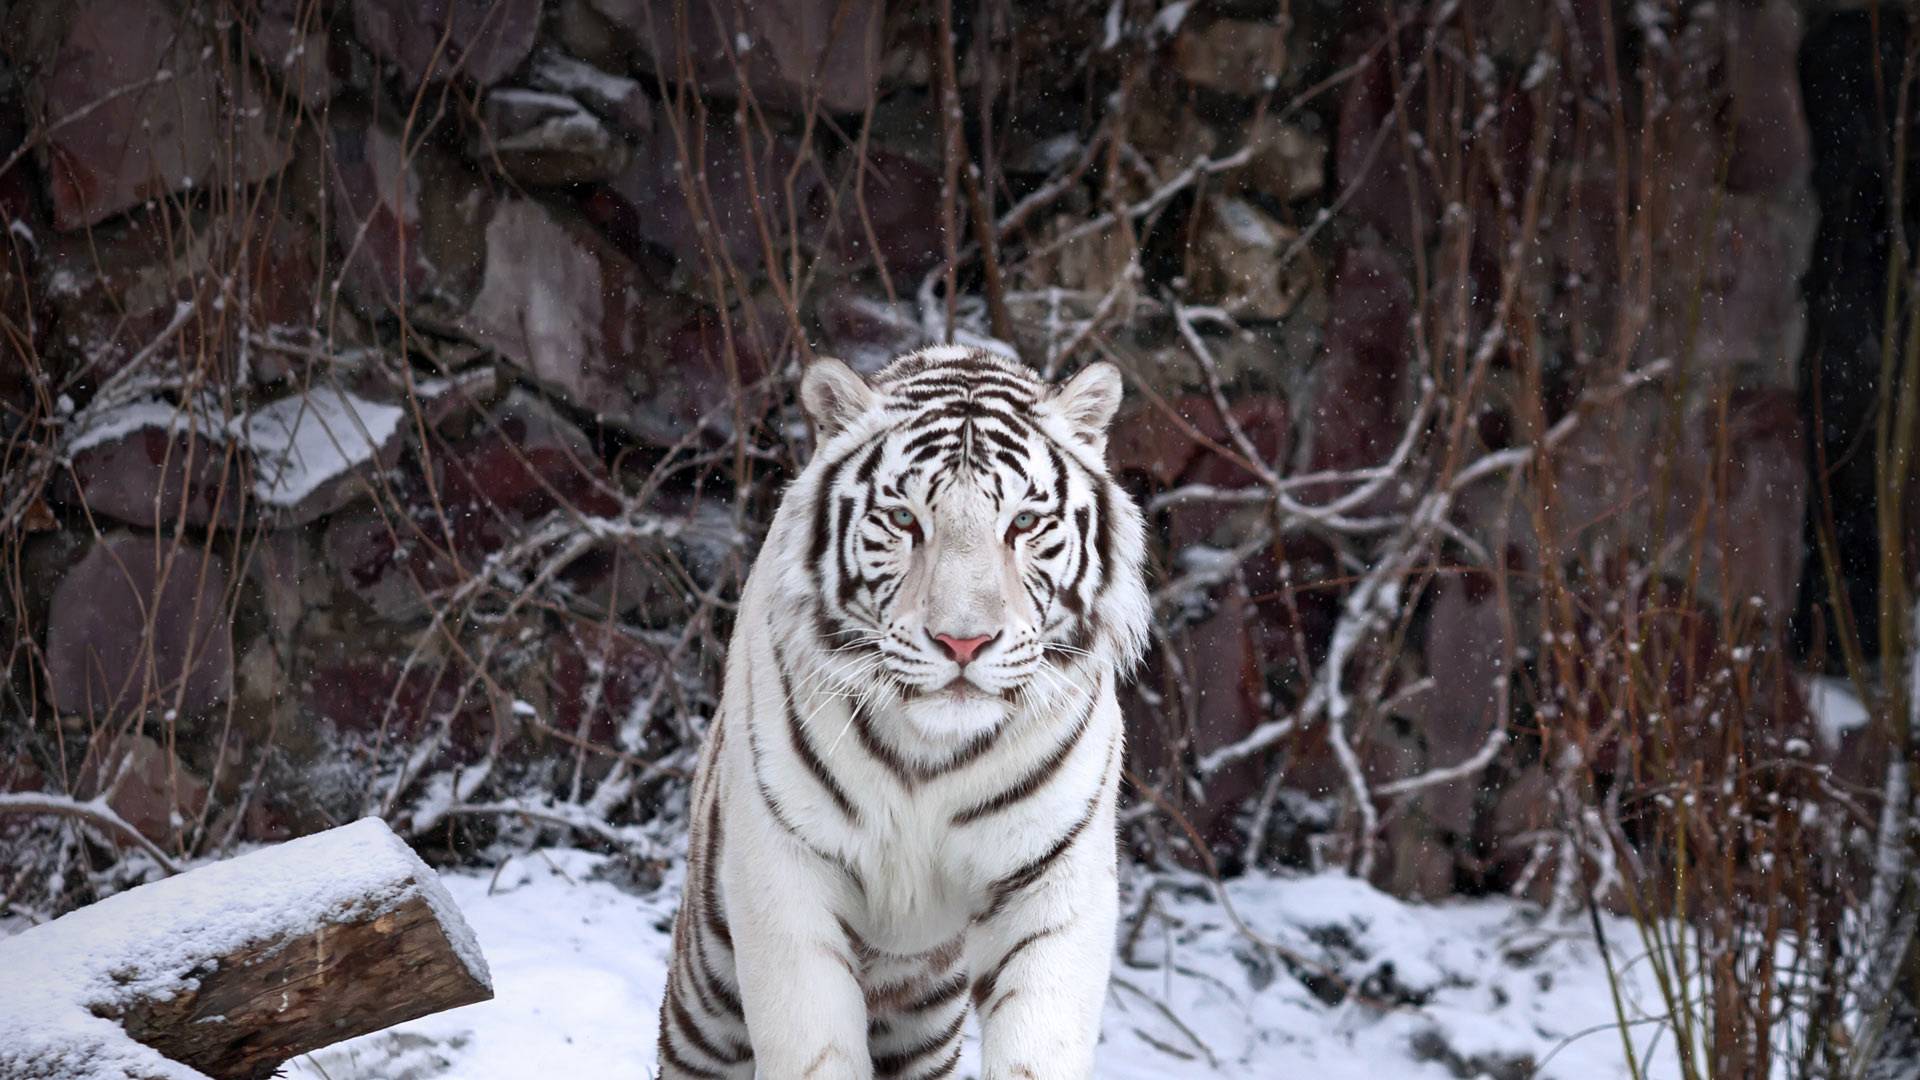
left=118, top=888, right=491, bottom=1079
left=0, top=817, right=491, bottom=1080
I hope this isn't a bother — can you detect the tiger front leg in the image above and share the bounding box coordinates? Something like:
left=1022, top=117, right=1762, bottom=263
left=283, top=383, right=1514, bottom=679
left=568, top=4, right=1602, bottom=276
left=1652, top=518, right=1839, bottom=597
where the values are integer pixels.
left=720, top=810, right=872, bottom=1080
left=966, top=814, right=1119, bottom=1080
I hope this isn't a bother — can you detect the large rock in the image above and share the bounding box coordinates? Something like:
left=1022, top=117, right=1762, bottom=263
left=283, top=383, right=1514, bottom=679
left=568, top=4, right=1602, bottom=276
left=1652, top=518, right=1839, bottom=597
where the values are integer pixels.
left=457, top=199, right=768, bottom=445
left=1300, top=245, right=1412, bottom=497
left=75, top=733, right=209, bottom=846
left=1700, top=388, right=1807, bottom=622
left=20, top=0, right=292, bottom=230
left=572, top=0, right=884, bottom=115
left=235, top=386, right=411, bottom=525
left=325, top=391, right=620, bottom=621
left=1724, top=0, right=1810, bottom=195
left=605, top=119, right=820, bottom=276
left=1172, top=17, right=1289, bottom=95
left=56, top=387, right=408, bottom=529
left=821, top=149, right=946, bottom=280
left=474, top=89, right=631, bottom=186
left=1190, top=196, right=1321, bottom=321
left=45, top=536, right=234, bottom=720
left=57, top=408, right=247, bottom=530
left=327, top=114, right=491, bottom=316
left=350, top=0, right=541, bottom=89
left=814, top=288, right=927, bottom=375
left=527, top=49, right=655, bottom=138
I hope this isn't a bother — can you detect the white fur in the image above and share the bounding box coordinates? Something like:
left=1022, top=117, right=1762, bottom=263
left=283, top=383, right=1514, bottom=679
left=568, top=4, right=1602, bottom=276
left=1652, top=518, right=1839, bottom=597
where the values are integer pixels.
left=660, top=350, right=1149, bottom=1080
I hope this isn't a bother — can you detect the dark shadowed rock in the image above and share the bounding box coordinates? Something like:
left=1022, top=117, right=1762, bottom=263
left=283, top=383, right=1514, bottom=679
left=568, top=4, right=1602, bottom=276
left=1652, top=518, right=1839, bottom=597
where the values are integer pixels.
left=325, top=390, right=619, bottom=620
left=1172, top=17, right=1288, bottom=95
left=578, top=0, right=884, bottom=114
left=821, top=149, right=946, bottom=280
left=815, top=289, right=927, bottom=375
left=1334, top=49, right=1426, bottom=251
left=528, top=49, right=655, bottom=138
left=547, top=624, right=663, bottom=750
left=1401, top=574, right=1512, bottom=838
left=303, top=652, right=495, bottom=762
left=251, top=0, right=337, bottom=107
left=1725, top=0, right=1810, bottom=195
left=350, top=0, right=541, bottom=89
left=75, top=733, right=208, bottom=846
left=459, top=199, right=768, bottom=445
left=1705, top=388, right=1807, bottom=622
left=34, top=204, right=319, bottom=382
left=606, top=120, right=820, bottom=276
left=1301, top=245, right=1411, bottom=495
left=328, top=114, right=492, bottom=316
left=474, top=89, right=631, bottom=186
left=328, top=119, right=432, bottom=309
left=58, top=417, right=248, bottom=530
left=22, top=0, right=291, bottom=231
left=45, top=535, right=233, bottom=719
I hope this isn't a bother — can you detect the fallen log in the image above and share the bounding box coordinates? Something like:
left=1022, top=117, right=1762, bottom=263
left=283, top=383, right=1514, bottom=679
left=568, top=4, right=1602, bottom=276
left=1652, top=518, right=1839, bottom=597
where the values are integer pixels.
left=0, top=817, right=492, bottom=1080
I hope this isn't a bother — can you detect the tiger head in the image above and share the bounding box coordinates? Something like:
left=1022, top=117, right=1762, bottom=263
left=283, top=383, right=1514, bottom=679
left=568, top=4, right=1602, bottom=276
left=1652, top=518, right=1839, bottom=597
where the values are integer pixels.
left=782, top=346, right=1150, bottom=742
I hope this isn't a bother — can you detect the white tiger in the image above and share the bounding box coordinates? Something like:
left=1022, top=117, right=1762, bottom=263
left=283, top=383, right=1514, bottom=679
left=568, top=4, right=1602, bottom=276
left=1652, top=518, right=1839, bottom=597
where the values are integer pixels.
left=657, top=346, right=1150, bottom=1080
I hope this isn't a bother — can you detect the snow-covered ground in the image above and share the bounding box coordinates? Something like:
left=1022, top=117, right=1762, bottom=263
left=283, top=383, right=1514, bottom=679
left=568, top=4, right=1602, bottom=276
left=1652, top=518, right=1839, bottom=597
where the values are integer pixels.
left=291, top=849, right=1683, bottom=1080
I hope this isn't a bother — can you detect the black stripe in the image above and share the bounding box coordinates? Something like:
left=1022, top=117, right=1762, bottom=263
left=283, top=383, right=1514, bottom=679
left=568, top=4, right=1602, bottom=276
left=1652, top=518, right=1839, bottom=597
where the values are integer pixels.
left=971, top=925, right=1063, bottom=1006
left=901, top=971, right=969, bottom=1015
left=669, top=983, right=752, bottom=1066
left=658, top=1036, right=726, bottom=1079
left=1091, top=473, right=1113, bottom=598
left=872, top=1008, right=968, bottom=1078
left=835, top=496, right=860, bottom=603
left=775, top=643, right=862, bottom=824
left=980, top=741, right=1114, bottom=921
left=952, top=688, right=1099, bottom=826
left=700, top=793, right=731, bottom=950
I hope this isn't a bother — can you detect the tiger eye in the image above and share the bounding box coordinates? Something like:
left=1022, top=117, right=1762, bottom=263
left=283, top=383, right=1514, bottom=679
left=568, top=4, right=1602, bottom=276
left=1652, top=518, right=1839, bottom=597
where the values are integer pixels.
left=888, top=507, right=919, bottom=531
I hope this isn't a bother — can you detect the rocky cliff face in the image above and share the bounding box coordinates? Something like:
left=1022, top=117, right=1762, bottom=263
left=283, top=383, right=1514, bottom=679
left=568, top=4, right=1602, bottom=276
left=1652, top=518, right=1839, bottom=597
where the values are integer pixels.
left=0, top=0, right=1881, bottom=914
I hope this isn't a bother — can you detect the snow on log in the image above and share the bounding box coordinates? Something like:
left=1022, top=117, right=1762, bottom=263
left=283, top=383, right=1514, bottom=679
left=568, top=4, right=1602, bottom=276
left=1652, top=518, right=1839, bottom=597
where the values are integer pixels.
left=0, top=818, right=491, bottom=1080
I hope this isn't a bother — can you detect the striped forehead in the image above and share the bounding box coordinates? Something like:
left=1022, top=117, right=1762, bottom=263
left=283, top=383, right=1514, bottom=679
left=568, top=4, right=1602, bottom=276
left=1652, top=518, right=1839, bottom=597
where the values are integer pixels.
left=849, top=361, right=1054, bottom=504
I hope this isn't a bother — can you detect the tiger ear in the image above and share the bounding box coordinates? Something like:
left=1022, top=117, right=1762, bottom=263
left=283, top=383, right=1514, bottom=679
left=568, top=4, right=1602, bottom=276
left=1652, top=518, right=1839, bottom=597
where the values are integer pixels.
left=1049, top=362, right=1125, bottom=453
left=800, top=357, right=876, bottom=440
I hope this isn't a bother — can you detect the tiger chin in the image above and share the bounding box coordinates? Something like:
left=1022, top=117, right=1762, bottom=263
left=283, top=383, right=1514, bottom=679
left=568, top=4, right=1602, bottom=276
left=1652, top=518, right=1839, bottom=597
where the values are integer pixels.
left=658, top=346, right=1150, bottom=1080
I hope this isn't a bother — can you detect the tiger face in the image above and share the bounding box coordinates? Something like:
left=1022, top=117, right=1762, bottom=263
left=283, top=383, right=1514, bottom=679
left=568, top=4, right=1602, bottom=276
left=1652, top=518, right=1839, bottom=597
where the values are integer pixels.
left=789, top=347, right=1149, bottom=742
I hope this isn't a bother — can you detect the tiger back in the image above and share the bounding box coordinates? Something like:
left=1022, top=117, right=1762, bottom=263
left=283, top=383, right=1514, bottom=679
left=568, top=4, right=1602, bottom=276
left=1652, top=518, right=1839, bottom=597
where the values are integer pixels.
left=658, top=347, right=1149, bottom=1080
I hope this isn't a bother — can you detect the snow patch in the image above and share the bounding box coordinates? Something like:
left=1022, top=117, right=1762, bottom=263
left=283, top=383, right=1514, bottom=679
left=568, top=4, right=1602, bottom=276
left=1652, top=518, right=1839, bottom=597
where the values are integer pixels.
left=236, top=387, right=405, bottom=507
left=1805, top=675, right=1872, bottom=750
left=284, top=855, right=1677, bottom=1080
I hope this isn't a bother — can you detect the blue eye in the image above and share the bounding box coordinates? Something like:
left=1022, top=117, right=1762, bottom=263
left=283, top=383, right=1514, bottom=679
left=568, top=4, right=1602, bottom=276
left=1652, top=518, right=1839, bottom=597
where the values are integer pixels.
left=887, top=507, right=919, bottom=532
left=1010, top=511, right=1039, bottom=532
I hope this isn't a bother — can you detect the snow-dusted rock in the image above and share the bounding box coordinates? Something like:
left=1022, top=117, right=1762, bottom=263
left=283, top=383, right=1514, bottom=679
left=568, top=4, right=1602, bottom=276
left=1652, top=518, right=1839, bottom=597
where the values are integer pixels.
left=475, top=89, right=631, bottom=186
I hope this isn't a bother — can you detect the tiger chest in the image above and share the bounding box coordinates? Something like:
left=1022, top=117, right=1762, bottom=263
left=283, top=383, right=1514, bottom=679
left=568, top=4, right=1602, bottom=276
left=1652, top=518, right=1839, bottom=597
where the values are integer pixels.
left=839, top=792, right=977, bottom=956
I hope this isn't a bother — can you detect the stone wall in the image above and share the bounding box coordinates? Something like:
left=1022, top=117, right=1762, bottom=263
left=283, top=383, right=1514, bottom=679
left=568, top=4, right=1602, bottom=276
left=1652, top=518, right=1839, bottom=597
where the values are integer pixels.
left=0, top=0, right=1877, bottom=914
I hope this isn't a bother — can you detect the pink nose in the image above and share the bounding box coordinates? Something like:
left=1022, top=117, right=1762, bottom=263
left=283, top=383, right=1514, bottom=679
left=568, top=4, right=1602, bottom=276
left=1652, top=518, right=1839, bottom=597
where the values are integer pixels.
left=932, top=632, right=995, bottom=665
